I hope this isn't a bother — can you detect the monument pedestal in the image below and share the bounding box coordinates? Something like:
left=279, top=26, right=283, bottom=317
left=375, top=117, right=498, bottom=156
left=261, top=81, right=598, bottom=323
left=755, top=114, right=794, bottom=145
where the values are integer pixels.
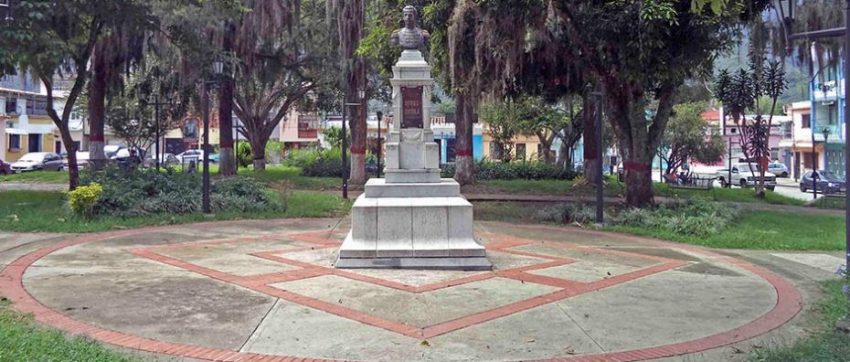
left=336, top=50, right=490, bottom=271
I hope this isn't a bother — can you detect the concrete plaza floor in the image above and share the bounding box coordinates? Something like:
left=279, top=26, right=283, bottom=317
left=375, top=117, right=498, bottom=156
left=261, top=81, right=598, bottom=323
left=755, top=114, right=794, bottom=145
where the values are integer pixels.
left=0, top=218, right=842, bottom=361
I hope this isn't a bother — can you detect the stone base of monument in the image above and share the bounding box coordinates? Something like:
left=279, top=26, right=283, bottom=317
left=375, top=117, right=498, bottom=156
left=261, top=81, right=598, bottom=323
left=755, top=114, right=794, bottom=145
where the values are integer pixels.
left=335, top=178, right=492, bottom=271
left=335, top=47, right=490, bottom=271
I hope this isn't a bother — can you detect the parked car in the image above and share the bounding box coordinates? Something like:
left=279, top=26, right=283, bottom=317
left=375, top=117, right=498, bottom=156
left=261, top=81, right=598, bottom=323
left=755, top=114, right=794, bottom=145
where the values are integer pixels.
left=0, top=158, right=11, bottom=175
left=144, top=153, right=179, bottom=168
left=63, top=152, right=91, bottom=168
left=104, top=145, right=127, bottom=159
left=176, top=150, right=218, bottom=164
left=800, top=170, right=845, bottom=194
left=767, top=162, right=789, bottom=178
left=716, top=163, right=777, bottom=190
left=11, top=152, right=64, bottom=172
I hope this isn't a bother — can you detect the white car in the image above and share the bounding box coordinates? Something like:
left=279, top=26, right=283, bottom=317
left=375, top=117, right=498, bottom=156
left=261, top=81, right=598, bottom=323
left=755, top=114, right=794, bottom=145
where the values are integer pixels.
left=63, top=151, right=90, bottom=168
left=104, top=145, right=126, bottom=159
left=176, top=150, right=218, bottom=164
left=11, top=152, right=64, bottom=172
left=716, top=163, right=777, bottom=190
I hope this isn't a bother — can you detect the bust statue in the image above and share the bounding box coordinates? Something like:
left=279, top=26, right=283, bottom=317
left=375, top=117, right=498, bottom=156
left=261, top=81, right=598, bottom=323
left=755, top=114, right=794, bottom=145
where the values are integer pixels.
left=390, top=5, right=429, bottom=51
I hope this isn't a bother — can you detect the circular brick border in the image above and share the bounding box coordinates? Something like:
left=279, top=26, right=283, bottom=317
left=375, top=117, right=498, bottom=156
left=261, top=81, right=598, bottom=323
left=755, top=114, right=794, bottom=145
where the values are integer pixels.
left=0, top=221, right=803, bottom=362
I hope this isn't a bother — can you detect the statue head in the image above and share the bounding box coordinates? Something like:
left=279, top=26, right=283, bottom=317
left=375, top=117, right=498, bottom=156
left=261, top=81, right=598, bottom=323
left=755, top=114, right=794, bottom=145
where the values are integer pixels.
left=403, top=5, right=417, bottom=29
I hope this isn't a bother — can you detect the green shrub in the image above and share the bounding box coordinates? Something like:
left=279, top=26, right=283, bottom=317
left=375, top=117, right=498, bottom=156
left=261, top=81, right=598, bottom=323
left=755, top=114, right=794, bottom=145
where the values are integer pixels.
left=67, top=183, right=103, bottom=218
left=536, top=199, right=739, bottom=236
left=236, top=141, right=253, bottom=168
left=78, top=167, right=283, bottom=216
left=300, top=148, right=344, bottom=177
left=442, top=159, right=575, bottom=180
left=284, top=148, right=322, bottom=168
left=211, top=177, right=283, bottom=212
left=611, top=199, right=740, bottom=236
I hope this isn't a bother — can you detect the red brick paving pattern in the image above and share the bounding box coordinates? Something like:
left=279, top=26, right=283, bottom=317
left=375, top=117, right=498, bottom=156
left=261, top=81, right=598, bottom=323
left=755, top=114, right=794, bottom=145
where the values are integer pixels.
left=0, top=221, right=802, bottom=361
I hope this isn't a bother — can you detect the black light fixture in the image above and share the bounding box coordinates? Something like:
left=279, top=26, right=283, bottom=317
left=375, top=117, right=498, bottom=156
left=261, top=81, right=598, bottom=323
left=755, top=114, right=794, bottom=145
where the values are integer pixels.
left=212, top=59, right=224, bottom=78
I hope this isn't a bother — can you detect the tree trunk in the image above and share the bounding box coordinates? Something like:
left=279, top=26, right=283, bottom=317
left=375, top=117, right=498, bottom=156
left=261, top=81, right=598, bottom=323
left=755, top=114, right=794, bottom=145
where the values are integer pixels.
left=218, top=22, right=236, bottom=176
left=612, top=96, right=657, bottom=207
left=59, top=126, right=79, bottom=190
left=348, top=60, right=367, bottom=185
left=557, top=140, right=570, bottom=170
left=623, top=158, right=653, bottom=206
left=250, top=133, right=266, bottom=171
left=454, top=93, right=475, bottom=185
left=537, top=133, right=554, bottom=164
left=582, top=94, right=600, bottom=183
left=88, top=46, right=108, bottom=170
left=218, top=79, right=236, bottom=175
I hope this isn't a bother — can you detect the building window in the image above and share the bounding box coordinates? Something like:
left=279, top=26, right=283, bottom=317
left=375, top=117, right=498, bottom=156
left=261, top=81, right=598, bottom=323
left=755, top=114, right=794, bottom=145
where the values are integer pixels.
left=5, top=98, right=16, bottom=114
left=8, top=134, right=20, bottom=150
left=516, top=143, right=526, bottom=161
left=489, top=141, right=503, bottom=161
left=801, top=114, right=811, bottom=129
left=28, top=134, right=41, bottom=152
left=782, top=123, right=793, bottom=138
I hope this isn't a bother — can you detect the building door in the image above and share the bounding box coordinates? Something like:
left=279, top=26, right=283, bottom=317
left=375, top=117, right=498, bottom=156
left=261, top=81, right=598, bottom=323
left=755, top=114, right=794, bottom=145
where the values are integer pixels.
left=55, top=140, right=62, bottom=153
left=28, top=134, right=41, bottom=152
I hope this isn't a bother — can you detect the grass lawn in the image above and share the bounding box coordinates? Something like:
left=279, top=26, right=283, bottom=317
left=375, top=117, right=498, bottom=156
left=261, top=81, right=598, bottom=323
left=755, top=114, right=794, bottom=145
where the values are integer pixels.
left=749, top=279, right=849, bottom=362
left=473, top=199, right=844, bottom=251
left=0, top=299, right=137, bottom=361
left=812, top=196, right=846, bottom=210
left=1, top=170, right=69, bottom=183
left=654, top=183, right=806, bottom=206
left=468, top=178, right=805, bottom=206
left=0, top=190, right=350, bottom=233
left=609, top=210, right=845, bottom=251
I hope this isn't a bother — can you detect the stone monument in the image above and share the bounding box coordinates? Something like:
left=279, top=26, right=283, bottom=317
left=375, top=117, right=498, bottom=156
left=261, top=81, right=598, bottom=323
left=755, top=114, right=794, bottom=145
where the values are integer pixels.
left=335, top=6, right=491, bottom=270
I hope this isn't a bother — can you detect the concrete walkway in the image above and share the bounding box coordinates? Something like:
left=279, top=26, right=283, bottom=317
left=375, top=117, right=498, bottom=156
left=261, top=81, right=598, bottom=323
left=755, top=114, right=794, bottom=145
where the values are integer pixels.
left=0, top=219, right=841, bottom=361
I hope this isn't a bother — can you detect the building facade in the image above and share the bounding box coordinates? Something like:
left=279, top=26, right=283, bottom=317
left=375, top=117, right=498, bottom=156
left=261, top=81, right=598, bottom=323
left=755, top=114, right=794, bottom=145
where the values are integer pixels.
left=808, top=63, right=846, bottom=177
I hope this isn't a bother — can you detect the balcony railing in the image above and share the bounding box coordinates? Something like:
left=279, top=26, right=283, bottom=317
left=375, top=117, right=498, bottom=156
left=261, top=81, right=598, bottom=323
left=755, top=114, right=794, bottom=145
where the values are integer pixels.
left=813, top=80, right=840, bottom=101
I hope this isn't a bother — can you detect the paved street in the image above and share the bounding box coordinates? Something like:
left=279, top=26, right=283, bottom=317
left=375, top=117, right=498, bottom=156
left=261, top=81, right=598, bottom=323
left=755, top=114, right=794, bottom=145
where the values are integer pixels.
left=0, top=218, right=840, bottom=361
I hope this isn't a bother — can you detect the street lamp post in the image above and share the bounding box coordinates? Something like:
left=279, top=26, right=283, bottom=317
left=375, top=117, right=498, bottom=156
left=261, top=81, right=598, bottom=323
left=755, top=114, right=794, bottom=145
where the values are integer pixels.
left=202, top=59, right=224, bottom=214
left=147, top=92, right=170, bottom=172
left=823, top=127, right=832, bottom=174
left=776, top=0, right=850, bottom=328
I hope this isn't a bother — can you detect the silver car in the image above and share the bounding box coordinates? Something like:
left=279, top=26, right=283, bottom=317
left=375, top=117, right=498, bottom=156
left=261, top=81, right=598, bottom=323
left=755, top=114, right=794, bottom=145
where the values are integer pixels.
left=767, top=162, right=789, bottom=178
left=11, top=152, right=64, bottom=172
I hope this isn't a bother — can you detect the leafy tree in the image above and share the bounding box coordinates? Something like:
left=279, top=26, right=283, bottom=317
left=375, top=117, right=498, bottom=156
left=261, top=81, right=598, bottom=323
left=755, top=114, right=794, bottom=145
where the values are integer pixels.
left=231, top=0, right=333, bottom=171
left=87, top=6, right=153, bottom=169
left=333, top=0, right=368, bottom=185
left=0, top=0, right=150, bottom=190
left=716, top=54, right=787, bottom=196
left=480, top=98, right=521, bottom=162
left=548, top=1, right=768, bottom=206
left=658, top=102, right=725, bottom=175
